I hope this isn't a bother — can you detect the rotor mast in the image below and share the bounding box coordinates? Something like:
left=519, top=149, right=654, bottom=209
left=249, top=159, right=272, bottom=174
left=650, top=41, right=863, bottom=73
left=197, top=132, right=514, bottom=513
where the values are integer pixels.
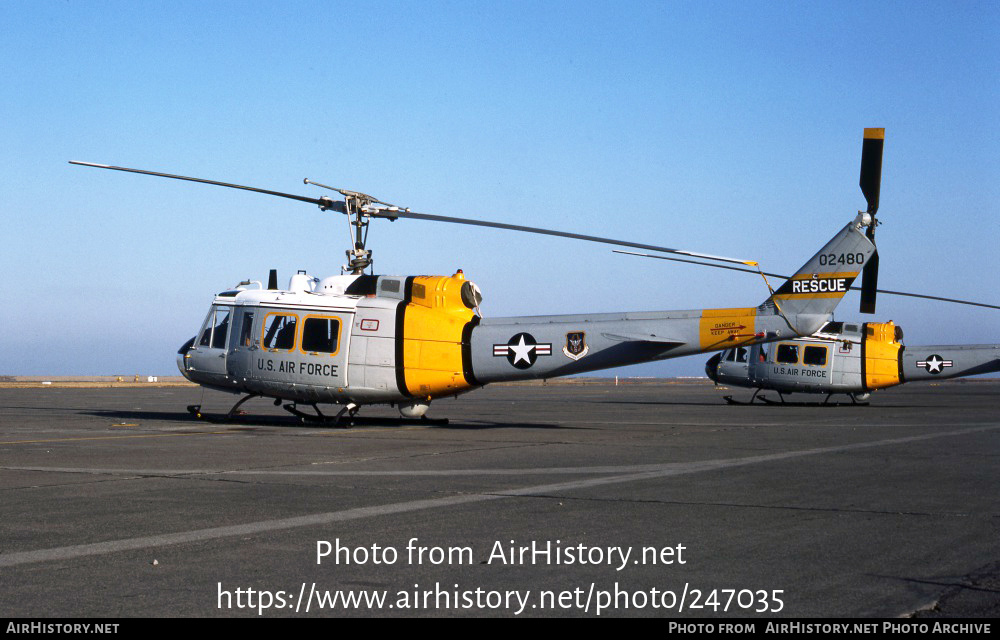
left=303, top=179, right=409, bottom=274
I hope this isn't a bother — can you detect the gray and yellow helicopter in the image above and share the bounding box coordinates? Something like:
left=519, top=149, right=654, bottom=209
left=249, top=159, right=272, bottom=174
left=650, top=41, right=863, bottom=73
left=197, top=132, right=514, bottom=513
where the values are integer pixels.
left=705, top=321, right=1000, bottom=405
left=607, top=129, right=1000, bottom=406
left=72, top=129, right=919, bottom=424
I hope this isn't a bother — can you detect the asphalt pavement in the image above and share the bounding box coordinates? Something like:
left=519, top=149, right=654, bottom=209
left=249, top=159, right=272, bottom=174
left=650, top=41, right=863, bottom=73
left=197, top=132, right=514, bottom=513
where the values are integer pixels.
left=1, top=380, right=997, bottom=617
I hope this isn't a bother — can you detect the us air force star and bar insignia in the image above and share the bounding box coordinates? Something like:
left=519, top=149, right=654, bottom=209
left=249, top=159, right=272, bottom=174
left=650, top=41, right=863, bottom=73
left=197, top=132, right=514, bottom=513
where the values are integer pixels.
left=917, top=354, right=953, bottom=374
left=563, top=331, right=589, bottom=360
left=493, top=333, right=552, bottom=369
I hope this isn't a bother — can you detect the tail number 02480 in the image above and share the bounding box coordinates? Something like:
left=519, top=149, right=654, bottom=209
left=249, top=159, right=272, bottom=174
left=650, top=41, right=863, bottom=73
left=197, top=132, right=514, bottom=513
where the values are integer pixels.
left=819, top=253, right=865, bottom=266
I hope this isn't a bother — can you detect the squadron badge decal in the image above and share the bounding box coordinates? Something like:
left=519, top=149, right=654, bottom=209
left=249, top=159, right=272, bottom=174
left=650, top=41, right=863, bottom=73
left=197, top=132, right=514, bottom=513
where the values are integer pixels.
left=563, top=331, right=589, bottom=360
left=916, top=354, right=953, bottom=374
left=493, top=333, right=552, bottom=369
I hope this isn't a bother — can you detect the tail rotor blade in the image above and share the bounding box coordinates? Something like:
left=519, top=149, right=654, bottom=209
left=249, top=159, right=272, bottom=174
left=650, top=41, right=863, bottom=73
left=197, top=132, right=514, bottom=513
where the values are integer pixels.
left=859, top=128, right=884, bottom=215
left=859, top=251, right=879, bottom=314
left=858, top=128, right=884, bottom=313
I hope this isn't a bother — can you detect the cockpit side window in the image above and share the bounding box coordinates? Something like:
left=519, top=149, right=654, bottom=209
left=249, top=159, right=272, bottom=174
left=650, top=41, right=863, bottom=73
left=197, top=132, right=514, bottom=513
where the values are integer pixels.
left=301, top=316, right=341, bottom=354
left=736, top=347, right=748, bottom=363
left=803, top=345, right=828, bottom=366
left=725, top=349, right=736, bottom=362
left=238, top=311, right=255, bottom=347
left=262, top=313, right=298, bottom=351
left=776, top=343, right=799, bottom=364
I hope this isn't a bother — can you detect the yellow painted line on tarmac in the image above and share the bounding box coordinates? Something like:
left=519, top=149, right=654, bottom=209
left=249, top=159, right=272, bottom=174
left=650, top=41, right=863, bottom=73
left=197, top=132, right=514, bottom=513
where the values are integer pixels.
left=0, top=431, right=232, bottom=445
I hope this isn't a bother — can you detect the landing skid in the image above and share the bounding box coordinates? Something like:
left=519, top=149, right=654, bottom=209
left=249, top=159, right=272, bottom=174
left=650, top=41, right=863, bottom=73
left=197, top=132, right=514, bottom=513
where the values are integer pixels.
left=723, top=390, right=869, bottom=407
left=722, top=388, right=764, bottom=405
left=282, top=402, right=356, bottom=427
left=187, top=393, right=262, bottom=422
left=282, top=402, right=449, bottom=427
left=757, top=395, right=868, bottom=407
left=186, top=396, right=450, bottom=427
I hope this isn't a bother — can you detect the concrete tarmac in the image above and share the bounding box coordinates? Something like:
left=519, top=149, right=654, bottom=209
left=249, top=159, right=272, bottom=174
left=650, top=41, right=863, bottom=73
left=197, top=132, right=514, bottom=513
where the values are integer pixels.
left=0, top=380, right=998, bottom=618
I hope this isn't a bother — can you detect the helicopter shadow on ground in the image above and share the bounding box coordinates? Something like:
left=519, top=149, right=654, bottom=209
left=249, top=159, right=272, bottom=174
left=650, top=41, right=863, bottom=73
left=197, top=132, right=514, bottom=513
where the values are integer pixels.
left=84, top=408, right=241, bottom=424
left=0, top=405, right=107, bottom=413
left=81, top=408, right=572, bottom=431
left=586, top=398, right=931, bottom=409
left=580, top=399, right=728, bottom=408
left=427, top=420, right=586, bottom=431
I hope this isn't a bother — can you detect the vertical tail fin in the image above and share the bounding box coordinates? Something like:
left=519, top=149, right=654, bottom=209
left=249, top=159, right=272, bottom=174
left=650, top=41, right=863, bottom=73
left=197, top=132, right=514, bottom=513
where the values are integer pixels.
left=762, top=212, right=876, bottom=325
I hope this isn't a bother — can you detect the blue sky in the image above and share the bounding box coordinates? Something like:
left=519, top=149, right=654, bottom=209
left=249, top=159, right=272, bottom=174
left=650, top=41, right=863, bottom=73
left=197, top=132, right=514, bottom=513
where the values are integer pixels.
left=2, top=1, right=997, bottom=376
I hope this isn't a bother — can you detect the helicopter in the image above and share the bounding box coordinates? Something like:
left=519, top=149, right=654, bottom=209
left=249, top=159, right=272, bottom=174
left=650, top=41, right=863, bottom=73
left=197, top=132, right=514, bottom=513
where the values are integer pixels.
left=72, top=129, right=907, bottom=425
left=705, top=321, right=1000, bottom=405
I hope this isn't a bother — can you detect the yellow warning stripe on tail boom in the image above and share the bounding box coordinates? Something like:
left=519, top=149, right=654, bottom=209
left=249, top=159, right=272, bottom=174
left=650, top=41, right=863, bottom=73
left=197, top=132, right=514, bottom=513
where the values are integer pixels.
left=698, top=307, right=758, bottom=350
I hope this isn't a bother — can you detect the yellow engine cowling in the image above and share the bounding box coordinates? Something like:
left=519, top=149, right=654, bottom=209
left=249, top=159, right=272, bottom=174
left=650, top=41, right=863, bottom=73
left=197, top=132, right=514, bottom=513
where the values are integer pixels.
left=400, top=272, right=479, bottom=398
left=863, top=321, right=902, bottom=390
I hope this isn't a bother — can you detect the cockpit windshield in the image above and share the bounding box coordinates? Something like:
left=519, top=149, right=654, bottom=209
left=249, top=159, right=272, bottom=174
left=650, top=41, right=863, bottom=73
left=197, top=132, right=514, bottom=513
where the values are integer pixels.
left=723, top=347, right=748, bottom=363
left=198, top=306, right=232, bottom=350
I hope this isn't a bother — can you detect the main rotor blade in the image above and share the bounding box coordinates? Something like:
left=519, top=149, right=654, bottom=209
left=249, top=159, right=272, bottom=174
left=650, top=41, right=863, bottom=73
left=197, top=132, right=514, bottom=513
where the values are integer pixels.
left=370, top=209, right=756, bottom=266
left=612, top=250, right=788, bottom=279
left=613, top=250, right=1000, bottom=310
left=72, top=161, right=752, bottom=266
left=69, top=161, right=337, bottom=209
